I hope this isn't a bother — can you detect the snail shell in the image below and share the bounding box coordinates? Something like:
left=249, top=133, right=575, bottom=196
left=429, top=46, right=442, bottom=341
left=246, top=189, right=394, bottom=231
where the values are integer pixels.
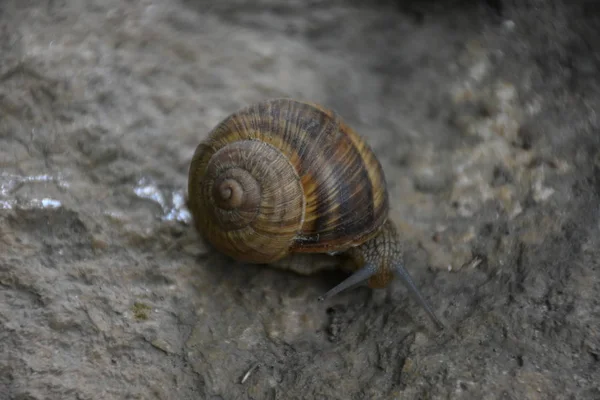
left=188, top=98, right=388, bottom=263
left=188, top=98, right=443, bottom=329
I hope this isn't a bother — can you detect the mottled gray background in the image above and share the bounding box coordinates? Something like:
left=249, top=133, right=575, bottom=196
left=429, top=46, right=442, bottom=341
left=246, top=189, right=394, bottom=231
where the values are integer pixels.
left=1, top=0, right=599, bottom=399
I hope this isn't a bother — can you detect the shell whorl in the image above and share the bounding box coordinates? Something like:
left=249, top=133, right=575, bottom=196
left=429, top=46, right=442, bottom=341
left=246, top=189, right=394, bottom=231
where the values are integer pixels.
left=188, top=98, right=389, bottom=264
left=189, top=139, right=305, bottom=263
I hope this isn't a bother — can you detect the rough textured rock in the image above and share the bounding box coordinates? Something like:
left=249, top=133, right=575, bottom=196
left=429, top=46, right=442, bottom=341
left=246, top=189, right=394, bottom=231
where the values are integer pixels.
left=1, top=0, right=599, bottom=399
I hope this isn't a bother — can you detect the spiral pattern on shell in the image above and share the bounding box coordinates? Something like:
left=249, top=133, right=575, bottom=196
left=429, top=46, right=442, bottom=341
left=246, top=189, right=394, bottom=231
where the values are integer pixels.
left=188, top=98, right=389, bottom=264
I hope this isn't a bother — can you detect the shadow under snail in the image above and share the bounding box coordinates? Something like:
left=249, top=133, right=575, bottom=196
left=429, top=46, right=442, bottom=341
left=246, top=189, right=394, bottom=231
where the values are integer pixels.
left=187, top=98, right=444, bottom=330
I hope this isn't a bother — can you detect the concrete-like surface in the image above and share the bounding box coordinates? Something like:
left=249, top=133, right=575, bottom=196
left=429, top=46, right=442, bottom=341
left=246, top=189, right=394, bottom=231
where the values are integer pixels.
left=1, top=0, right=599, bottom=399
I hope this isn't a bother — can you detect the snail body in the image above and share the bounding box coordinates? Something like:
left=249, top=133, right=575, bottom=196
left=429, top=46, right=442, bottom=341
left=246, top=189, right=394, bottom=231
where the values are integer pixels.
left=188, top=98, right=443, bottom=329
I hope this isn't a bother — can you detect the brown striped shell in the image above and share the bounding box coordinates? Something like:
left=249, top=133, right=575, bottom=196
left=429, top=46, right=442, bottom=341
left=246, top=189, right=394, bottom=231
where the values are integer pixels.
left=187, top=98, right=390, bottom=264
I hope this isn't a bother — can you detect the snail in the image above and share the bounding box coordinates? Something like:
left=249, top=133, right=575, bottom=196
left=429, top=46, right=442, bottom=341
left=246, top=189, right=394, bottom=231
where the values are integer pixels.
left=187, top=98, right=444, bottom=329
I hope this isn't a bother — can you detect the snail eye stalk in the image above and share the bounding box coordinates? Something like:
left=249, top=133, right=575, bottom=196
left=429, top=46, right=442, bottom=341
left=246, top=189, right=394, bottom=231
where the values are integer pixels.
left=317, top=263, right=377, bottom=301
left=393, top=261, right=445, bottom=330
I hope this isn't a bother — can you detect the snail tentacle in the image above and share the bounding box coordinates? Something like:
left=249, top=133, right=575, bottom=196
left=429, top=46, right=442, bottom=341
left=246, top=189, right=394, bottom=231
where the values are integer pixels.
left=392, top=261, right=445, bottom=330
left=317, top=263, right=377, bottom=301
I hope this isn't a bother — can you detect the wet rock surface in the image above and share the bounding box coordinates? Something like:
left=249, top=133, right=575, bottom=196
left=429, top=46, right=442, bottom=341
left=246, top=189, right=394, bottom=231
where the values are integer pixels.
left=1, top=0, right=599, bottom=399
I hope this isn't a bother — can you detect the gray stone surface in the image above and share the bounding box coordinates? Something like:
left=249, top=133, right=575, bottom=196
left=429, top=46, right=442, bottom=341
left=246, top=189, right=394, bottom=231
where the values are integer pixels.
left=1, top=0, right=599, bottom=399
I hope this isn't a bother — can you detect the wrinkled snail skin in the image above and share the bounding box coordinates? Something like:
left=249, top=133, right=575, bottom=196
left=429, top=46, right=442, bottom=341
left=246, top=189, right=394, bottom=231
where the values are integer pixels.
left=187, top=98, right=444, bottom=330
